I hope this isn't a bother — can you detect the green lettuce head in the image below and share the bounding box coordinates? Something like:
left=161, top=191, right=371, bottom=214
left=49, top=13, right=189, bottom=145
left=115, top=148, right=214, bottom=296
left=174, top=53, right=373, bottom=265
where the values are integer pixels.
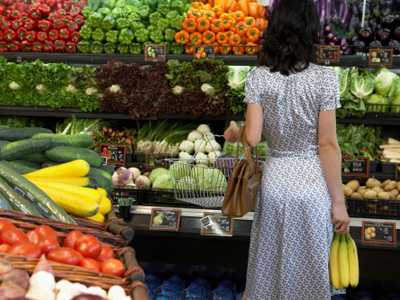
left=374, top=68, right=398, bottom=96
left=350, top=68, right=374, bottom=99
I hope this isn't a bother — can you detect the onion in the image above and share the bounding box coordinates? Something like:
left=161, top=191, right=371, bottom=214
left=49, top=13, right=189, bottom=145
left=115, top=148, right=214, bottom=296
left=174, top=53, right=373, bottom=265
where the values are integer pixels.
left=135, top=176, right=151, bottom=188
left=128, top=167, right=141, bottom=180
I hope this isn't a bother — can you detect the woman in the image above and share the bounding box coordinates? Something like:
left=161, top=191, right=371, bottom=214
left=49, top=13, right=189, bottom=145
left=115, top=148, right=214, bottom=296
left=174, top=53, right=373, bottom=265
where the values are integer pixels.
left=224, top=0, right=350, bottom=299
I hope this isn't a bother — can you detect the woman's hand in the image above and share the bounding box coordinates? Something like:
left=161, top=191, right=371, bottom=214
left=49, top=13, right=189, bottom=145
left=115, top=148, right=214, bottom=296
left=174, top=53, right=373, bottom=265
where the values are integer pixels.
left=332, top=202, right=350, bottom=233
left=224, top=121, right=241, bottom=143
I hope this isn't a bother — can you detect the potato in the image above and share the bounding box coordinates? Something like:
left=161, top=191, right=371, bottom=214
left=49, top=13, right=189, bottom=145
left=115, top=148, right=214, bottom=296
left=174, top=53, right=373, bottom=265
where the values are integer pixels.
left=397, top=194, right=400, bottom=201
left=378, top=191, right=391, bottom=200
left=343, top=186, right=353, bottom=197
left=397, top=182, right=400, bottom=191
left=346, top=180, right=360, bottom=191
left=389, top=189, right=399, bottom=199
left=382, top=179, right=391, bottom=188
left=372, top=186, right=384, bottom=194
left=351, top=192, right=363, bottom=200
left=357, top=187, right=367, bottom=196
left=384, top=181, right=397, bottom=191
left=366, top=178, right=381, bottom=188
left=364, top=190, right=377, bottom=200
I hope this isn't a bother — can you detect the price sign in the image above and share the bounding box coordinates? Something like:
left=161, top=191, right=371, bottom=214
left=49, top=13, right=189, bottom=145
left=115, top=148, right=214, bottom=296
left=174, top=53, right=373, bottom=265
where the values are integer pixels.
left=194, top=45, right=215, bottom=59
left=368, top=48, right=393, bottom=68
left=100, top=144, right=127, bottom=166
left=361, top=221, right=397, bottom=247
left=150, top=208, right=181, bottom=232
left=316, top=45, right=341, bottom=65
left=200, top=213, right=233, bottom=237
left=342, top=158, right=369, bottom=177
left=144, top=43, right=167, bottom=62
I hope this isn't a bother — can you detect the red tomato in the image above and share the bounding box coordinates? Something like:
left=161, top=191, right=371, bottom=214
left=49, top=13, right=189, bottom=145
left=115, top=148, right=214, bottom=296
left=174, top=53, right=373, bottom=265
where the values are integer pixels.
left=64, top=230, right=83, bottom=248
left=35, top=225, right=58, bottom=240
left=79, top=258, right=100, bottom=272
left=1, top=228, right=27, bottom=245
left=27, top=229, right=59, bottom=254
left=75, top=235, right=101, bottom=259
left=27, top=230, right=41, bottom=245
left=41, top=238, right=59, bottom=254
left=47, top=247, right=83, bottom=266
left=0, top=244, right=10, bottom=253
left=9, top=242, right=41, bottom=259
left=97, top=244, right=114, bottom=262
left=100, top=258, right=126, bottom=277
left=0, top=220, right=16, bottom=232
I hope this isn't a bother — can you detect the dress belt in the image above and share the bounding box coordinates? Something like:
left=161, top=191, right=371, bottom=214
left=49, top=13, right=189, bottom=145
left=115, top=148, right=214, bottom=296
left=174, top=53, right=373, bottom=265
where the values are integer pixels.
left=269, top=149, right=319, bottom=158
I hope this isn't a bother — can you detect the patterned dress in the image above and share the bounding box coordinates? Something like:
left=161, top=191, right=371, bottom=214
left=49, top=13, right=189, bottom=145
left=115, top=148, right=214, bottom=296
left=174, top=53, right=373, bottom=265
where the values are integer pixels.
left=244, top=64, right=341, bottom=300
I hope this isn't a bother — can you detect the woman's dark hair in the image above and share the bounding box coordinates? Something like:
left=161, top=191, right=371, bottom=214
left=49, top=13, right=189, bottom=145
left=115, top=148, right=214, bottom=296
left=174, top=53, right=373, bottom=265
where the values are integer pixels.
left=259, top=0, right=320, bottom=75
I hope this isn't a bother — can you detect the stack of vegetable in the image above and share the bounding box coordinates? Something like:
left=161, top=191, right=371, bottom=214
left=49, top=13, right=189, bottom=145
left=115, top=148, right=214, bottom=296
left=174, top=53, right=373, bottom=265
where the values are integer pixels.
left=380, top=138, right=400, bottom=163
left=344, top=178, right=400, bottom=201
left=0, top=127, right=113, bottom=224
left=223, top=140, right=268, bottom=159
left=175, top=0, right=267, bottom=55
left=226, top=65, right=251, bottom=114
left=78, top=0, right=190, bottom=54
left=0, top=0, right=86, bottom=53
left=0, top=59, right=100, bottom=112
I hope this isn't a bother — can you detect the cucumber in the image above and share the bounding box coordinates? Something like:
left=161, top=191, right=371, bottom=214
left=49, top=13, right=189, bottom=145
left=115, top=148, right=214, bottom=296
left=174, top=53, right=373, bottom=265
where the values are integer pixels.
left=25, top=152, right=48, bottom=164
left=89, top=167, right=113, bottom=194
left=1, top=139, right=53, bottom=161
left=41, top=161, right=58, bottom=168
left=46, top=146, right=102, bottom=167
left=33, top=133, right=94, bottom=148
left=0, top=191, right=12, bottom=210
left=0, top=127, right=52, bottom=141
left=0, top=177, right=42, bottom=216
left=6, top=160, right=39, bottom=174
left=0, top=140, right=9, bottom=150
left=0, top=161, right=76, bottom=224
left=100, top=164, right=115, bottom=175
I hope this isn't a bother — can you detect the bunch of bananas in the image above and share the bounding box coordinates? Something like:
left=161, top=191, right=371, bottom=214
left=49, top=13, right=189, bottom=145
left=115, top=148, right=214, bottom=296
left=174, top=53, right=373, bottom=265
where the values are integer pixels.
left=329, top=233, right=359, bottom=289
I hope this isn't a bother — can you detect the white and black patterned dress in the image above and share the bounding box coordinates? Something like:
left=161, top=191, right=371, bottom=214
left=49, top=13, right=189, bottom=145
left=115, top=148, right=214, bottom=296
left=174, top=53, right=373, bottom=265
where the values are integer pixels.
left=244, top=64, right=340, bottom=300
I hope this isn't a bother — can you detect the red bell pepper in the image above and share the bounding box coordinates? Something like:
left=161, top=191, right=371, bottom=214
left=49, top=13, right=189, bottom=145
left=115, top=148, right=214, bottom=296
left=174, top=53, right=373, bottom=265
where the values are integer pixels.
left=21, top=40, right=32, bottom=52
left=54, top=39, right=65, bottom=51
left=0, top=31, right=3, bottom=41
left=29, top=7, right=41, bottom=20
left=59, top=28, right=70, bottom=40
left=38, top=4, right=50, bottom=16
left=0, top=5, right=5, bottom=15
left=48, top=29, right=59, bottom=40
left=38, top=20, right=51, bottom=32
left=37, top=31, right=48, bottom=42
left=69, top=5, right=81, bottom=16
left=62, top=1, right=72, bottom=11
left=43, top=41, right=55, bottom=52
left=4, top=29, right=16, bottom=42
left=55, top=9, right=67, bottom=17
left=32, top=41, right=42, bottom=52
left=67, top=20, right=78, bottom=31
left=0, top=42, right=8, bottom=52
left=53, top=18, right=65, bottom=29
left=17, top=28, right=27, bottom=41
left=9, top=10, right=21, bottom=20
left=74, top=14, right=84, bottom=26
left=8, top=41, right=21, bottom=52
left=66, top=42, right=76, bottom=53
left=11, top=19, right=22, bottom=31
left=23, top=18, right=36, bottom=31
left=0, top=17, right=9, bottom=29
left=70, top=31, right=80, bottom=43
left=15, top=2, right=28, bottom=13
left=26, top=31, right=36, bottom=42
left=46, top=0, right=56, bottom=8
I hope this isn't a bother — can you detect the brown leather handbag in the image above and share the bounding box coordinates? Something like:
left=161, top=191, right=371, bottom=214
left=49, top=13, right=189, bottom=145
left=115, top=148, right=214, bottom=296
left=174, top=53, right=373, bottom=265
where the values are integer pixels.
left=222, top=128, right=262, bottom=218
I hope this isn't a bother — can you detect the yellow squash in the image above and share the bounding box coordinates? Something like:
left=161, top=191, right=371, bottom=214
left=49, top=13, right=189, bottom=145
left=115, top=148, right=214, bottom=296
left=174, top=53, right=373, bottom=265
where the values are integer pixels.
left=87, top=212, right=105, bottom=224
left=29, top=177, right=90, bottom=187
left=25, top=160, right=90, bottom=178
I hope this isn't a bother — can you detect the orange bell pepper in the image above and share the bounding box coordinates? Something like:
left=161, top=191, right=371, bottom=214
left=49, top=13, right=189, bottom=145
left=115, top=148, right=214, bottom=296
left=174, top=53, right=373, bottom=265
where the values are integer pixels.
left=238, top=0, right=249, bottom=16
left=232, top=46, right=245, bottom=55
left=175, top=30, right=190, bottom=44
left=196, top=16, right=210, bottom=32
left=228, top=0, right=239, bottom=12
left=244, top=16, right=256, bottom=27
left=190, top=32, right=203, bottom=45
left=245, top=42, right=259, bottom=55
left=202, top=30, right=216, bottom=44
left=191, top=2, right=203, bottom=9
left=234, top=21, right=248, bottom=36
left=185, top=45, right=195, bottom=54
left=212, top=6, right=224, bottom=17
left=255, top=18, right=268, bottom=31
left=229, top=33, right=242, bottom=46
left=220, top=13, right=233, bottom=30
left=246, top=27, right=260, bottom=42
left=216, top=32, right=228, bottom=45
left=204, top=10, right=216, bottom=18
left=232, top=10, right=245, bottom=21
left=188, top=9, right=202, bottom=18
left=225, top=0, right=234, bottom=11
left=258, top=5, right=266, bottom=18
left=226, top=30, right=234, bottom=40
left=211, top=18, right=224, bottom=32
left=248, top=2, right=259, bottom=18
left=183, top=18, right=197, bottom=33
left=195, top=48, right=207, bottom=59
left=219, top=44, right=232, bottom=55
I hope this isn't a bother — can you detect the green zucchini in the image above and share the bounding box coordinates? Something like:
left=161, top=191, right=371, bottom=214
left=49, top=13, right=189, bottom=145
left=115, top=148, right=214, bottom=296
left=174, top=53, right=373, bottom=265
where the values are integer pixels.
left=0, top=161, right=76, bottom=224
left=33, top=133, right=94, bottom=148
left=25, top=152, right=48, bottom=164
left=7, top=160, right=40, bottom=174
left=100, top=164, right=115, bottom=175
left=0, top=177, right=42, bottom=216
left=0, top=127, right=52, bottom=141
left=1, top=139, right=53, bottom=161
left=41, top=161, right=58, bottom=168
left=0, top=140, right=9, bottom=149
left=46, top=146, right=102, bottom=167
left=0, top=191, right=12, bottom=210
left=89, top=167, right=113, bottom=194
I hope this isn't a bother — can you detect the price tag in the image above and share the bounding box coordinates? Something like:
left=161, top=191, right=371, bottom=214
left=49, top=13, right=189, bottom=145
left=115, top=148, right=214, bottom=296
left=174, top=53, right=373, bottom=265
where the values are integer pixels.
left=100, top=144, right=127, bottom=166
left=149, top=208, right=181, bottom=232
left=368, top=48, right=393, bottom=68
left=342, top=158, right=369, bottom=177
left=144, top=43, right=167, bottom=62
left=361, top=221, right=397, bottom=247
left=316, top=45, right=341, bottom=65
left=200, top=213, right=233, bottom=237
left=194, top=45, right=215, bottom=59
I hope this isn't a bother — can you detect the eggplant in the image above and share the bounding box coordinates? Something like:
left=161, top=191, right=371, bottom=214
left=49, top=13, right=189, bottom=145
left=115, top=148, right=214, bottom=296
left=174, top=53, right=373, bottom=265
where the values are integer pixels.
left=377, top=28, right=391, bottom=42
left=359, top=27, right=373, bottom=42
left=352, top=39, right=366, bottom=52
left=382, top=14, right=397, bottom=30
left=369, top=40, right=383, bottom=48
left=394, top=26, right=400, bottom=40
left=389, top=40, right=400, bottom=54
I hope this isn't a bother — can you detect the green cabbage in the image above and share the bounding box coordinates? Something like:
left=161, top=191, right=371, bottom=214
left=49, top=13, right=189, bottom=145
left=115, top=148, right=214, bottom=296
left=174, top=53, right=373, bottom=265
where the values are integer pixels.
left=149, top=167, right=170, bottom=183
left=334, top=67, right=351, bottom=99
left=169, top=161, right=191, bottom=180
left=175, top=176, right=197, bottom=190
left=350, top=68, right=374, bottom=99
left=389, top=78, right=400, bottom=112
left=366, top=94, right=389, bottom=112
left=195, top=168, right=227, bottom=192
left=374, top=68, right=398, bottom=96
left=152, top=174, right=174, bottom=189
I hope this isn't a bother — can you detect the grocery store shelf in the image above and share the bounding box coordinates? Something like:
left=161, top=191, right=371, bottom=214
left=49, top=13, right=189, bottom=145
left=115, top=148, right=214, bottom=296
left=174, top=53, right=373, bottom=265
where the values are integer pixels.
left=2, top=52, right=400, bottom=68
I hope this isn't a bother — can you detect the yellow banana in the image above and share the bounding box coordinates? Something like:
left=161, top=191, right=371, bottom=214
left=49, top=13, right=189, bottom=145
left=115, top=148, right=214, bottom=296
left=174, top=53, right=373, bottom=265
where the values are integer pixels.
left=347, top=233, right=360, bottom=287
left=338, top=234, right=350, bottom=288
left=329, top=233, right=342, bottom=289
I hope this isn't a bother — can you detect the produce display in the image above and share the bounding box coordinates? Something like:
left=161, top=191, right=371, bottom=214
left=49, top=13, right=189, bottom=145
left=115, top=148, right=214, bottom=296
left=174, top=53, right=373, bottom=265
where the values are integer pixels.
left=380, top=138, right=400, bottom=163
left=344, top=178, right=400, bottom=201
left=329, top=233, right=359, bottom=289
left=0, top=0, right=86, bottom=53
left=175, top=0, right=268, bottom=55
left=78, top=0, right=190, bottom=54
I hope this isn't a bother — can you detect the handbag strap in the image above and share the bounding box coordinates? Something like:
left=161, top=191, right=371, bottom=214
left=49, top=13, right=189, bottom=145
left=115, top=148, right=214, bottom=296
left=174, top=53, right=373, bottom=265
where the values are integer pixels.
left=239, top=125, right=256, bottom=164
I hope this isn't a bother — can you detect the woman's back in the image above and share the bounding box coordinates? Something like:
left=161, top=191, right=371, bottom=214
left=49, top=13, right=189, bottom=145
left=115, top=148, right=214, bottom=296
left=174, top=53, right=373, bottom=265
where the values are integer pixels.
left=245, top=64, right=340, bottom=158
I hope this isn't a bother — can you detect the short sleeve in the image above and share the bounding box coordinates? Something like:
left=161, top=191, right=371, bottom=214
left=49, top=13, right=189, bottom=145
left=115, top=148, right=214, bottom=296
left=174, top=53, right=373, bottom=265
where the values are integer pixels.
left=320, top=68, right=341, bottom=111
left=244, top=69, right=263, bottom=105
